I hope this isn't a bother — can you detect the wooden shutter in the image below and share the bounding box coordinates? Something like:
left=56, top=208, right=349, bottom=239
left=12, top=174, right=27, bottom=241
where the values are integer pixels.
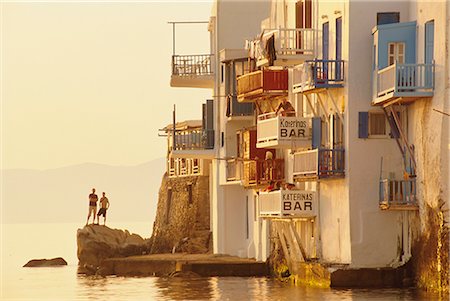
left=312, top=117, right=322, bottom=149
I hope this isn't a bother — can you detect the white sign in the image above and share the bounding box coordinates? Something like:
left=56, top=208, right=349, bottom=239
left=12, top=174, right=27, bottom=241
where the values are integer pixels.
left=259, top=190, right=317, bottom=217
left=281, top=190, right=317, bottom=217
left=278, top=117, right=311, bottom=141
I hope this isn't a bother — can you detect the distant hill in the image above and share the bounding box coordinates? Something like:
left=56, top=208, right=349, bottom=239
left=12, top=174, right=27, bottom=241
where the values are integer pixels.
left=1, top=158, right=166, bottom=225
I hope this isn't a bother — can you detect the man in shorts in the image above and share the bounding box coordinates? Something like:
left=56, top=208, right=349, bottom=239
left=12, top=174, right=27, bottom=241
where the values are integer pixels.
left=97, top=192, right=110, bottom=226
left=86, top=188, right=98, bottom=225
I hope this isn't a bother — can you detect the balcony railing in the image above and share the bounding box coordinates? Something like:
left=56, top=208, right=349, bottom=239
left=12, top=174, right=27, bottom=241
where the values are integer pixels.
left=251, top=28, right=316, bottom=67
left=243, top=159, right=284, bottom=187
left=257, top=113, right=311, bottom=149
left=293, top=148, right=345, bottom=180
left=259, top=189, right=317, bottom=217
left=379, top=179, right=417, bottom=210
left=172, top=129, right=214, bottom=151
left=172, top=54, right=213, bottom=76
left=226, top=159, right=242, bottom=182
left=226, top=95, right=254, bottom=118
left=237, top=69, right=288, bottom=102
left=293, top=59, right=345, bottom=93
left=374, top=62, right=434, bottom=104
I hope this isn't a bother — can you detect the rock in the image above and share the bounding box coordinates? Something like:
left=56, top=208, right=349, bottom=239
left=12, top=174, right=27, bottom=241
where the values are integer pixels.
left=23, top=257, right=67, bottom=267
left=77, top=224, right=149, bottom=273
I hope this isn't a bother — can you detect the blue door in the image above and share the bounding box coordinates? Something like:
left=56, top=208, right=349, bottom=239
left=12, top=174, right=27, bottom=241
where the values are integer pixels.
left=335, top=18, right=342, bottom=81
left=425, top=20, right=434, bottom=87
left=322, top=22, right=329, bottom=81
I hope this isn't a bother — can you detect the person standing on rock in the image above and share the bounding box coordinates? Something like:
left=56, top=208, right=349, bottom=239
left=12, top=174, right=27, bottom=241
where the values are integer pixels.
left=86, top=188, right=98, bottom=225
left=97, top=192, right=110, bottom=226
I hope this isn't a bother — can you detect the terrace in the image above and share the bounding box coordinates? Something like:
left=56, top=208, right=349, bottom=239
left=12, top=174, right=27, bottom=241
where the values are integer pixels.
left=379, top=179, right=418, bottom=210
left=293, top=148, right=345, bottom=181
left=292, top=59, right=345, bottom=94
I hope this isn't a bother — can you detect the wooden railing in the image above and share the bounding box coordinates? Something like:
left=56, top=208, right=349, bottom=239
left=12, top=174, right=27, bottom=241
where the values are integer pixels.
left=264, top=28, right=316, bottom=56
left=243, top=159, right=284, bottom=187
left=172, top=54, right=213, bottom=76
left=226, top=95, right=254, bottom=117
left=293, top=148, right=345, bottom=179
left=237, top=69, right=288, bottom=100
left=376, top=62, right=434, bottom=97
left=172, top=129, right=214, bottom=151
left=293, top=59, right=344, bottom=91
left=168, top=158, right=202, bottom=177
left=379, top=179, right=417, bottom=208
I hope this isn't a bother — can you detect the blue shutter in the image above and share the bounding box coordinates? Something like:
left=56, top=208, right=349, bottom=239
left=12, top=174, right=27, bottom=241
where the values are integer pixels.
left=358, top=112, right=369, bottom=139
left=335, top=18, right=342, bottom=80
left=312, top=117, right=322, bottom=149
left=425, top=21, right=434, bottom=88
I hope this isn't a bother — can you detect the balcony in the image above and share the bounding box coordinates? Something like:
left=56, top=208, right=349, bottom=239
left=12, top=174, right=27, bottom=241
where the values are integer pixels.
left=243, top=159, right=285, bottom=188
left=226, top=159, right=242, bottom=182
left=170, top=129, right=215, bottom=159
left=256, top=113, right=311, bottom=149
left=250, top=28, right=316, bottom=67
left=170, top=54, right=214, bottom=88
left=237, top=69, right=288, bottom=103
left=379, top=179, right=418, bottom=210
left=293, top=60, right=345, bottom=94
left=259, top=189, right=317, bottom=217
left=293, top=148, right=345, bottom=181
left=168, top=158, right=203, bottom=178
left=226, top=95, right=254, bottom=120
left=373, top=62, right=434, bottom=106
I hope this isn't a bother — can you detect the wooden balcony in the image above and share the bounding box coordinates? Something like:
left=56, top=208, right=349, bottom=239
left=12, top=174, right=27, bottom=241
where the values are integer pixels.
left=243, top=159, right=285, bottom=188
left=372, top=62, right=434, bottom=106
left=226, top=95, right=254, bottom=121
left=292, top=60, right=345, bottom=94
left=252, top=28, right=316, bottom=67
left=256, top=113, right=311, bottom=149
left=259, top=189, right=317, bottom=217
left=237, top=69, right=288, bottom=103
left=293, top=148, right=345, bottom=181
left=170, top=129, right=214, bottom=159
left=170, top=54, right=214, bottom=88
left=379, top=179, right=418, bottom=210
left=168, top=158, right=203, bottom=178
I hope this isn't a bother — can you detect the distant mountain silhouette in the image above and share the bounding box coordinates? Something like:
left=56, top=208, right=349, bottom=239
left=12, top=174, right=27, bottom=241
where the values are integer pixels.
left=1, top=158, right=165, bottom=225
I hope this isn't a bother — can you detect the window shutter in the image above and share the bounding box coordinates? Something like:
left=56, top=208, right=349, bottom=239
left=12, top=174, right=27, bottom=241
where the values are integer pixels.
left=312, top=117, right=322, bottom=149
left=358, top=112, right=369, bottom=138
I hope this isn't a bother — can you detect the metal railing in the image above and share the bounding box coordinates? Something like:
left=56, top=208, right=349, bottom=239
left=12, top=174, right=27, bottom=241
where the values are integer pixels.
left=243, top=159, right=285, bottom=186
left=226, top=95, right=254, bottom=117
left=172, top=54, right=213, bottom=76
left=293, top=148, right=345, bottom=179
left=376, top=62, right=434, bottom=97
left=172, top=129, right=214, bottom=150
left=379, top=179, right=417, bottom=207
left=293, top=59, right=344, bottom=91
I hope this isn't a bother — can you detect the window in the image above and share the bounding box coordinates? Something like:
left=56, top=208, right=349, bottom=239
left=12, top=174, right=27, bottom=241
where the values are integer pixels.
left=377, top=12, right=400, bottom=25
left=221, top=64, right=224, bottom=84
left=368, top=112, right=387, bottom=136
left=388, top=42, right=405, bottom=65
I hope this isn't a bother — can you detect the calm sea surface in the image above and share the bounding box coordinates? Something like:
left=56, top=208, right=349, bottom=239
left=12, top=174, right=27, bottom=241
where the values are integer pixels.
left=1, top=223, right=442, bottom=300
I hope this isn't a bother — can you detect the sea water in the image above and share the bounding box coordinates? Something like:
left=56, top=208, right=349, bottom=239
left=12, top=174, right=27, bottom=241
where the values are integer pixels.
left=0, top=222, right=441, bottom=300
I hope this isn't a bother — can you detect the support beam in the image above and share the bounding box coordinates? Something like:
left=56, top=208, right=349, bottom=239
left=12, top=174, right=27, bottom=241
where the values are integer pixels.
left=388, top=106, right=417, bottom=169
left=304, top=94, right=318, bottom=117
left=326, top=89, right=344, bottom=125
left=316, top=93, right=330, bottom=122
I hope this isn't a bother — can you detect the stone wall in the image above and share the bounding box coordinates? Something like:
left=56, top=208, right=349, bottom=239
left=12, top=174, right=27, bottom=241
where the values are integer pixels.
left=149, top=173, right=211, bottom=254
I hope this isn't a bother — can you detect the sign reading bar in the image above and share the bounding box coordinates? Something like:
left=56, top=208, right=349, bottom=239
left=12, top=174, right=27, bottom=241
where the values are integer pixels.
left=279, top=117, right=310, bottom=141
left=259, top=190, right=317, bottom=217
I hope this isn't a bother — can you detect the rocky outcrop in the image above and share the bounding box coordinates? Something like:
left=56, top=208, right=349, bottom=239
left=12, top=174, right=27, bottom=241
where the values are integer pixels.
left=23, top=257, right=67, bottom=267
left=149, top=173, right=211, bottom=254
left=77, top=225, right=149, bottom=274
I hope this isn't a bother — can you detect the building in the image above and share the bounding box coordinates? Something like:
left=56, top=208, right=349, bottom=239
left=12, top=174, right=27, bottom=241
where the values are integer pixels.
left=165, top=0, right=449, bottom=287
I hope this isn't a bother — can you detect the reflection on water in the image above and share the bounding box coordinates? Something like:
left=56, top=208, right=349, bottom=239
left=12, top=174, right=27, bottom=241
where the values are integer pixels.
left=2, top=223, right=445, bottom=301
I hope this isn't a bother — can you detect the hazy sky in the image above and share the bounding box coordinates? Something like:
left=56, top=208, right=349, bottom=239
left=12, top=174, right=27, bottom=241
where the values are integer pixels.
left=1, top=1, right=213, bottom=170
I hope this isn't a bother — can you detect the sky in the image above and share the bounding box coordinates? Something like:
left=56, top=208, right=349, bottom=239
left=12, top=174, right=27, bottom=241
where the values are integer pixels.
left=1, top=1, right=213, bottom=170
